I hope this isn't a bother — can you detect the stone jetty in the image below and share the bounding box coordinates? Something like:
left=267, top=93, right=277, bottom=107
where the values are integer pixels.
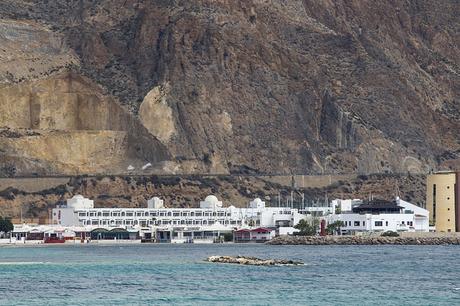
left=206, top=255, right=304, bottom=266
left=267, top=235, right=460, bottom=245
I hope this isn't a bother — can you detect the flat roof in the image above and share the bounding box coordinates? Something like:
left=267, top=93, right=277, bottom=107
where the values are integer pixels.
left=431, top=170, right=457, bottom=174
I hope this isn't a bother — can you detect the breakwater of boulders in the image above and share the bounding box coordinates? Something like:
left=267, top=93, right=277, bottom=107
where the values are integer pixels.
left=267, top=235, right=460, bottom=245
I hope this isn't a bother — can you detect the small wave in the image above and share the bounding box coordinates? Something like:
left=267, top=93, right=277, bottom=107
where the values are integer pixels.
left=453, top=287, right=460, bottom=291
left=0, top=261, right=48, bottom=266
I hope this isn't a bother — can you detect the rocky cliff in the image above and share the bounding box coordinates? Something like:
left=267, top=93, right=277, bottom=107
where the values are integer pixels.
left=0, top=0, right=459, bottom=175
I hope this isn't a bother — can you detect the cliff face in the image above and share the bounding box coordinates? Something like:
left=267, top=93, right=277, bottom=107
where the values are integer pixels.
left=0, top=0, right=459, bottom=175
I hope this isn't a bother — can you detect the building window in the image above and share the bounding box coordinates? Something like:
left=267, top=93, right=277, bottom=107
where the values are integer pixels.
left=354, top=221, right=360, bottom=226
left=386, top=221, right=388, bottom=226
left=448, top=219, right=450, bottom=222
left=362, top=221, right=365, bottom=226
left=375, top=221, right=383, bottom=226
left=433, top=184, right=436, bottom=222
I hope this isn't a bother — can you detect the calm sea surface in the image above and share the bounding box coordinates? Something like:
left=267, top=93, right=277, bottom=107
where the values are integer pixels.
left=0, top=244, right=459, bottom=305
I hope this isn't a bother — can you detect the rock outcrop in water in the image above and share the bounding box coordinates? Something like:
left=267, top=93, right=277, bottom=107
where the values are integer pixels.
left=207, top=255, right=304, bottom=266
left=267, top=235, right=460, bottom=245
left=0, top=0, right=458, bottom=175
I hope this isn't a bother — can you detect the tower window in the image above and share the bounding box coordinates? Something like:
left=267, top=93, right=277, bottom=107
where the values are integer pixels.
left=433, top=184, right=437, bottom=222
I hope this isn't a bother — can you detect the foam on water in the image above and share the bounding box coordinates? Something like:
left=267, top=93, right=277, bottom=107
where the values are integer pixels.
left=0, top=261, right=48, bottom=265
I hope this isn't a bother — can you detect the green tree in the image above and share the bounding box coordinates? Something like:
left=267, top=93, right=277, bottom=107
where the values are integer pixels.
left=294, top=219, right=319, bottom=236
left=246, top=219, right=255, bottom=227
left=222, top=232, right=233, bottom=242
left=326, top=221, right=344, bottom=235
left=0, top=216, right=14, bottom=237
left=381, top=230, right=399, bottom=237
left=335, top=205, right=341, bottom=214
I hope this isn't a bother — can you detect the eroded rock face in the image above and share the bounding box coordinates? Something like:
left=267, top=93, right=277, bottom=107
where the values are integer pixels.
left=0, top=73, right=118, bottom=130
left=0, top=130, right=128, bottom=174
left=0, top=72, right=170, bottom=175
left=0, top=0, right=458, bottom=175
left=0, top=19, right=78, bottom=84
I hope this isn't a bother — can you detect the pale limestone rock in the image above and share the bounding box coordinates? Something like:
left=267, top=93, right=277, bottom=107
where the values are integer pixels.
left=139, top=85, right=176, bottom=144
left=0, top=130, right=128, bottom=174
left=215, top=111, right=233, bottom=135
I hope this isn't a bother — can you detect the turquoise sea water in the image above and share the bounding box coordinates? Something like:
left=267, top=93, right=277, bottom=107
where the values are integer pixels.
left=0, top=244, right=459, bottom=305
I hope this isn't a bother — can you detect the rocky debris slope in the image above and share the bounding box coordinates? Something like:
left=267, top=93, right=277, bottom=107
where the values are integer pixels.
left=206, top=255, right=303, bottom=266
left=0, top=0, right=459, bottom=175
left=0, top=173, right=425, bottom=222
left=267, top=235, right=460, bottom=245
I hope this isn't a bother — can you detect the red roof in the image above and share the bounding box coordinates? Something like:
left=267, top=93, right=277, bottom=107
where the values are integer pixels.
left=235, top=229, right=251, bottom=233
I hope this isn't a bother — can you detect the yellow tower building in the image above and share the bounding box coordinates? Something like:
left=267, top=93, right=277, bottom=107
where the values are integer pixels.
left=426, top=171, right=459, bottom=232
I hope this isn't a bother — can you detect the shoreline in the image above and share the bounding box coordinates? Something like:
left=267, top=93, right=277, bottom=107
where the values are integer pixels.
left=2, top=238, right=460, bottom=247
left=267, top=235, right=460, bottom=245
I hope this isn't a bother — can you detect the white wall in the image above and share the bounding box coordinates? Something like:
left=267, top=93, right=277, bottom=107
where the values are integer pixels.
left=148, top=197, right=164, bottom=209
left=52, top=207, right=80, bottom=226
left=331, top=199, right=362, bottom=213
left=67, top=195, right=94, bottom=210
left=332, top=212, right=429, bottom=233
left=249, top=198, right=265, bottom=209
left=250, top=230, right=275, bottom=241
left=278, top=227, right=300, bottom=235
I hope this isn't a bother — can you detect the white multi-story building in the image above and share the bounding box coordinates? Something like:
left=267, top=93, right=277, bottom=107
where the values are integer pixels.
left=52, top=195, right=306, bottom=229
left=328, top=197, right=429, bottom=233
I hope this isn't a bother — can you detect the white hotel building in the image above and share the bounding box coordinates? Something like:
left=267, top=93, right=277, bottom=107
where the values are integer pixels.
left=52, top=195, right=306, bottom=230
left=329, top=197, right=430, bottom=233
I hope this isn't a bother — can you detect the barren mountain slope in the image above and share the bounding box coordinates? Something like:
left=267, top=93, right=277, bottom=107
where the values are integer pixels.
left=0, top=0, right=458, bottom=175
